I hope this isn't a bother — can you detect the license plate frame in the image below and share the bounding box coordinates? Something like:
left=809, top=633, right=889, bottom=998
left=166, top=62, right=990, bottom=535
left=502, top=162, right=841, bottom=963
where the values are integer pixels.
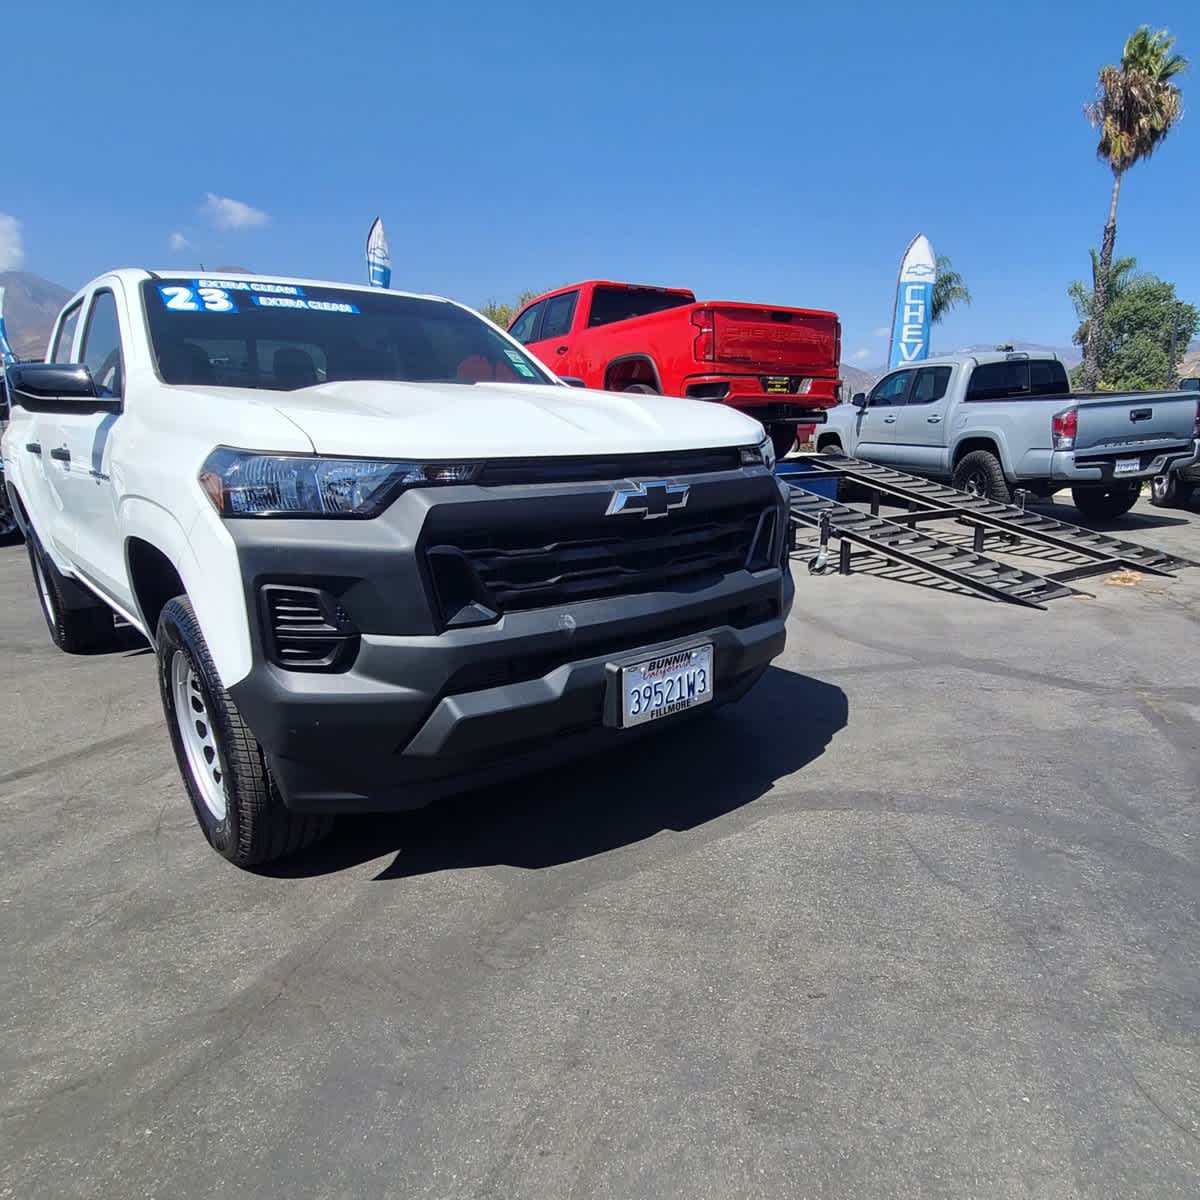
left=1114, top=456, right=1141, bottom=476
left=616, top=643, right=714, bottom=729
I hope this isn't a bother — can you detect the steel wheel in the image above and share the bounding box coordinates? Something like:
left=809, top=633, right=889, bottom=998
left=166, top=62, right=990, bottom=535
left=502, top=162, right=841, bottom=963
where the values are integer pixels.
left=170, top=650, right=227, bottom=822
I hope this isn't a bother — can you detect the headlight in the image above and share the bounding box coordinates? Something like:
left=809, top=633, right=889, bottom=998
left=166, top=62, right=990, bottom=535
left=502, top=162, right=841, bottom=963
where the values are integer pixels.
left=740, top=435, right=776, bottom=472
left=199, top=448, right=480, bottom=517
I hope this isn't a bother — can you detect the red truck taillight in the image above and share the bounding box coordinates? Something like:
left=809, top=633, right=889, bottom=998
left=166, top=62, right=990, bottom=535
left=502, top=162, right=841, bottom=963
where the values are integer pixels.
left=1052, top=407, right=1077, bottom=451
left=691, top=307, right=714, bottom=362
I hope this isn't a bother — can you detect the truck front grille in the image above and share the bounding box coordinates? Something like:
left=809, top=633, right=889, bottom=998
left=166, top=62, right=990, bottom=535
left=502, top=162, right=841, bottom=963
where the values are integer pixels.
left=426, top=502, right=775, bottom=625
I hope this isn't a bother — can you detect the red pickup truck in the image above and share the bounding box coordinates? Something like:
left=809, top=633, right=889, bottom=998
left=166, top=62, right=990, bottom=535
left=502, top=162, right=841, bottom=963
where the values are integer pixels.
left=507, top=280, right=842, bottom=459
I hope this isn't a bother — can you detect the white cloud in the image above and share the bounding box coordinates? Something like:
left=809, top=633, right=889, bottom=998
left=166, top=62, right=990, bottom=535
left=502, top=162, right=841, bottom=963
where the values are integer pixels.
left=203, top=193, right=269, bottom=231
left=873, top=326, right=890, bottom=338
left=851, top=348, right=871, bottom=361
left=169, top=231, right=192, bottom=253
left=0, top=213, right=24, bottom=272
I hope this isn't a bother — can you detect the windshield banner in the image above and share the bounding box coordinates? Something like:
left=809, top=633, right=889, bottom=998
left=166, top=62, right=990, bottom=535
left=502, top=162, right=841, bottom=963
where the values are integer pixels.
left=366, top=217, right=391, bottom=289
left=0, top=287, right=15, bottom=365
left=888, top=234, right=936, bottom=369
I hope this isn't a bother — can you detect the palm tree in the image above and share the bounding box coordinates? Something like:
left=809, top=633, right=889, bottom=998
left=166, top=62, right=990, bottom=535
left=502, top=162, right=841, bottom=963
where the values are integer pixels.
left=930, top=255, right=971, bottom=325
left=1081, top=26, right=1187, bottom=389
left=1068, top=251, right=1140, bottom=346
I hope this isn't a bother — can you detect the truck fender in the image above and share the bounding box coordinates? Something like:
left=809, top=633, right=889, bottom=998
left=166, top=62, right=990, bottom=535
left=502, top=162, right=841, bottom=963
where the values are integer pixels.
left=120, top=497, right=253, bottom=688
left=603, top=355, right=663, bottom=394
left=950, top=430, right=1014, bottom=480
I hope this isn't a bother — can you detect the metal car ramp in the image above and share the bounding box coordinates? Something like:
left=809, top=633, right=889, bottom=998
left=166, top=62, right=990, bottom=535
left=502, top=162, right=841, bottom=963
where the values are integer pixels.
left=795, top=454, right=1196, bottom=579
left=785, top=487, right=1075, bottom=609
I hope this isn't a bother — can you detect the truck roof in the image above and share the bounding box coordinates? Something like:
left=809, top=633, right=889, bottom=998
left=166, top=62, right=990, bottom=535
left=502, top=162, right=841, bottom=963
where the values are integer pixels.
left=908, top=349, right=1063, bottom=369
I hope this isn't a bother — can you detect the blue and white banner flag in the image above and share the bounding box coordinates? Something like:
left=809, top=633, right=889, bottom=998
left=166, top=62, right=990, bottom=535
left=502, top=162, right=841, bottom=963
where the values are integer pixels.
left=0, top=286, right=16, bottom=365
left=888, top=234, right=936, bottom=368
left=366, top=217, right=391, bottom=289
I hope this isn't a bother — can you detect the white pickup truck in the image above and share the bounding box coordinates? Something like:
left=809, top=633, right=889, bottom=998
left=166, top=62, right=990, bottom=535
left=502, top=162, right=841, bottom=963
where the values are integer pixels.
left=1, top=270, right=792, bottom=866
left=819, top=351, right=1200, bottom=519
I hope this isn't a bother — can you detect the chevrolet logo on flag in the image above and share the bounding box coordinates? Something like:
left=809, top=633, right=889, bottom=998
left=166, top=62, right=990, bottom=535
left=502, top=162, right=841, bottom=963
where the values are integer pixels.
left=605, top=480, right=690, bottom=519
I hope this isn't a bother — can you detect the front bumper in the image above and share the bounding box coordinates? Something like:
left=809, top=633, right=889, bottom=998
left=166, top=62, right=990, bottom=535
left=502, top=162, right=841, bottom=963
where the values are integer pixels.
left=224, top=470, right=793, bottom=812
left=1049, top=441, right=1199, bottom=483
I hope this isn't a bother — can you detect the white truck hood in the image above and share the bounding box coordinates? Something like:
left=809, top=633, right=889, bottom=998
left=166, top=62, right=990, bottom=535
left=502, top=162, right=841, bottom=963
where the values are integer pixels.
left=269, top=380, right=764, bottom=459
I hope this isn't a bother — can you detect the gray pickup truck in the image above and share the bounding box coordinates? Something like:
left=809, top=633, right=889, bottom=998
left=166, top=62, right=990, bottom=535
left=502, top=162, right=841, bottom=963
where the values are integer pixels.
left=818, top=351, right=1200, bottom=519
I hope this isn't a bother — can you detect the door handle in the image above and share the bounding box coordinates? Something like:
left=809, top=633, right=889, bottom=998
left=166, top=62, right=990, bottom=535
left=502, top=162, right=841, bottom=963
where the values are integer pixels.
left=883, top=416, right=897, bottom=423
left=555, top=345, right=568, bottom=354
left=49, top=447, right=71, bottom=463
left=25, top=441, right=41, bottom=454
left=926, top=415, right=943, bottom=423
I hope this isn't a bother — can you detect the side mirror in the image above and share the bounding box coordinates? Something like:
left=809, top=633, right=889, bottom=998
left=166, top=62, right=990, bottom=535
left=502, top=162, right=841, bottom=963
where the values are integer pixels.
left=852, top=392, right=868, bottom=409
left=559, top=376, right=587, bottom=389
left=6, top=363, right=118, bottom=413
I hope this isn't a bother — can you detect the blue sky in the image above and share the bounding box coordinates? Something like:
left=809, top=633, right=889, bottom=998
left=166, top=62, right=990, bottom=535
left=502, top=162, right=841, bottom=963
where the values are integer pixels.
left=4, top=0, right=1197, bottom=365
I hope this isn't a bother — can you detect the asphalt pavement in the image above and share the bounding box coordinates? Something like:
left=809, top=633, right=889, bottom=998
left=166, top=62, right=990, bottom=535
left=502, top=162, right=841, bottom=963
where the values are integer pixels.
left=2, top=494, right=1199, bottom=1199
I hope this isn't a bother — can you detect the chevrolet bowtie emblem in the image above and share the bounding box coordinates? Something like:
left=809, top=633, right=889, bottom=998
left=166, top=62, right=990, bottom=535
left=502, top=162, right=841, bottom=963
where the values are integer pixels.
left=605, top=479, right=690, bottom=519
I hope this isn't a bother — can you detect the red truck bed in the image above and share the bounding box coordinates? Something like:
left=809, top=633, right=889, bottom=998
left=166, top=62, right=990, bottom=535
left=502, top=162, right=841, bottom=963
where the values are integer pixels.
left=507, top=280, right=842, bottom=458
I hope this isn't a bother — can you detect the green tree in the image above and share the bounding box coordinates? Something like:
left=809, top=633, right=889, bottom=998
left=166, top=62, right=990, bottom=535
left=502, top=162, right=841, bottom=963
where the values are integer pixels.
left=1069, top=274, right=1198, bottom=391
left=1081, top=26, right=1187, bottom=389
left=930, top=255, right=971, bottom=324
left=479, top=290, right=540, bottom=328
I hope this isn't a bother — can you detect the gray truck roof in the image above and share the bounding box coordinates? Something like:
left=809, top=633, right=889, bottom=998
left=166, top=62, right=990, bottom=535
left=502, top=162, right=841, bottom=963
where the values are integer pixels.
left=906, top=350, right=1063, bottom=369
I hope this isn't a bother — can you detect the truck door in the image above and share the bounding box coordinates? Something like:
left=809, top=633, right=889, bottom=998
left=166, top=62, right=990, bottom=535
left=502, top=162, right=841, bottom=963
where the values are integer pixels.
left=45, top=286, right=128, bottom=606
left=525, top=290, right=579, bottom=377
left=891, top=365, right=953, bottom=472
left=854, top=370, right=913, bottom=463
left=22, top=300, right=84, bottom=561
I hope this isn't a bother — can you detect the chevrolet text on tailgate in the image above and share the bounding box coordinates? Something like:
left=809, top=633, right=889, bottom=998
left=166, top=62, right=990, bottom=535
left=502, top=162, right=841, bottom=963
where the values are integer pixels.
left=0, top=270, right=793, bottom=866
left=509, top=280, right=842, bottom=462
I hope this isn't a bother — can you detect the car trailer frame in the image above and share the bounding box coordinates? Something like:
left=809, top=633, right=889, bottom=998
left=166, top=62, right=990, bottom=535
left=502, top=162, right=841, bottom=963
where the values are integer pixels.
left=780, top=454, right=1196, bottom=608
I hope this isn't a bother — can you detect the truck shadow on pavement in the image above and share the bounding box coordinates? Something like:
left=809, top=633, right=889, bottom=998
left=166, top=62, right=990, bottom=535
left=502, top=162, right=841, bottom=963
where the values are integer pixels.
left=267, top=666, right=848, bottom=880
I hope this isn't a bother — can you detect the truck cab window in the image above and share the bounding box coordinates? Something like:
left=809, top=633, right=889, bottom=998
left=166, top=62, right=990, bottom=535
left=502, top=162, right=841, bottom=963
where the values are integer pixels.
left=51, top=302, right=83, bottom=363
left=539, top=291, right=578, bottom=341
left=509, top=302, right=545, bottom=344
left=908, top=366, right=951, bottom=405
left=80, top=291, right=124, bottom=398
left=868, top=371, right=912, bottom=406
left=966, top=359, right=1068, bottom=401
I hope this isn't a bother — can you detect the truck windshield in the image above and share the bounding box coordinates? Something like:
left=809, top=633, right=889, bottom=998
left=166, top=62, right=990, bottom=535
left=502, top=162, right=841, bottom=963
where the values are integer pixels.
left=141, top=279, right=553, bottom=390
left=587, top=286, right=693, bottom=328
left=965, top=359, right=1070, bottom=401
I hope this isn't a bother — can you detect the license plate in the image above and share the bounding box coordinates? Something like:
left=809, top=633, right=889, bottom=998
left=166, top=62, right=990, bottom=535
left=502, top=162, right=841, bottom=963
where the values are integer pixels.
left=763, top=376, right=792, bottom=394
left=1114, top=456, right=1141, bottom=476
left=620, top=644, right=714, bottom=728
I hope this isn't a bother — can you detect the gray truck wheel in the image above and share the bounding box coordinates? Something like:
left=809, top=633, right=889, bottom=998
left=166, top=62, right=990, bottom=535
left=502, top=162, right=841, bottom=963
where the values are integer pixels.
left=1071, top=483, right=1140, bottom=521
left=156, top=595, right=333, bottom=867
left=26, top=534, right=119, bottom=654
left=952, top=451, right=1011, bottom=504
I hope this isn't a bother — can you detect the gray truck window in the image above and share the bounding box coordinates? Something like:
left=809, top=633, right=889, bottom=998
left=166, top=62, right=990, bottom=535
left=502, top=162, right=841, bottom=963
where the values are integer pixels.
left=79, top=291, right=124, bottom=398
left=509, top=301, right=544, bottom=344
left=967, top=359, right=1069, bottom=400
left=869, top=371, right=912, bottom=406
left=540, top=291, right=578, bottom=340
left=51, top=302, right=83, bottom=363
left=908, top=366, right=952, bottom=405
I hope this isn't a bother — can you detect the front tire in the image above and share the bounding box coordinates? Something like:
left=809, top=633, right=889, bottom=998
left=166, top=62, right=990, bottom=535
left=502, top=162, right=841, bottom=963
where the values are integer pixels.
left=26, top=534, right=119, bottom=653
left=1071, top=482, right=1141, bottom=521
left=952, top=450, right=1012, bottom=504
left=156, top=596, right=332, bottom=867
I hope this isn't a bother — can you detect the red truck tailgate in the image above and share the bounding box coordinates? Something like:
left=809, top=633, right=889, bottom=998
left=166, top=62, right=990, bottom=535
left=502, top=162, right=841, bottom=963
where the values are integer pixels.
left=711, top=306, right=839, bottom=373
